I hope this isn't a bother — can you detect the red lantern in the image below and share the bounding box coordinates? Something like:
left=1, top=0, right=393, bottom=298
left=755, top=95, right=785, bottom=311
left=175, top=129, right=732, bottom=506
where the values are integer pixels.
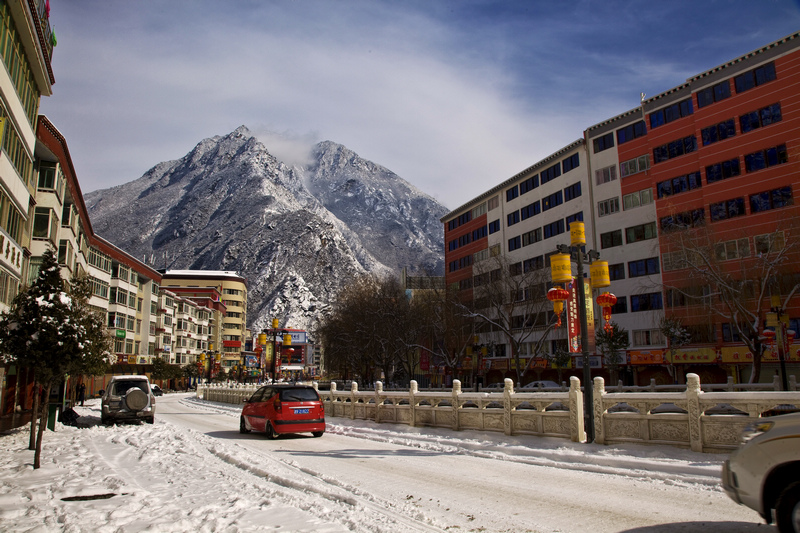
left=762, top=329, right=776, bottom=350
left=547, top=286, right=570, bottom=327
left=596, top=292, right=617, bottom=332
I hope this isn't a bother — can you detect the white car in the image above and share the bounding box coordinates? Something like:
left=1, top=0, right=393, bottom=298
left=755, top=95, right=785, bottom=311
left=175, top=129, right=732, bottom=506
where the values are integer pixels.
left=101, top=375, right=156, bottom=425
left=721, top=412, right=800, bottom=532
left=521, top=380, right=561, bottom=390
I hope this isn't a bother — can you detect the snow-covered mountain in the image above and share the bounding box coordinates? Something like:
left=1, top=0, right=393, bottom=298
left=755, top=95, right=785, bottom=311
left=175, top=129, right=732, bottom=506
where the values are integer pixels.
left=85, top=126, right=447, bottom=332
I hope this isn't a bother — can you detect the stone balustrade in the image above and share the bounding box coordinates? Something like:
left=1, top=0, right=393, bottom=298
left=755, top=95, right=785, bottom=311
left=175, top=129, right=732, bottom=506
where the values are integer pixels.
left=197, top=373, right=800, bottom=452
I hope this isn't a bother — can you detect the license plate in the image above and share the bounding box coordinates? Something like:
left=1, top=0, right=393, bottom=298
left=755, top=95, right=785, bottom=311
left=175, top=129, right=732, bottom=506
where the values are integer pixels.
left=294, top=408, right=309, bottom=414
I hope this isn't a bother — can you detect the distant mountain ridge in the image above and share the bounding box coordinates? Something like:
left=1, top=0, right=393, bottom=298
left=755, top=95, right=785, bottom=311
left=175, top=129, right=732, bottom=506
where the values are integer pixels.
left=85, top=126, right=447, bottom=332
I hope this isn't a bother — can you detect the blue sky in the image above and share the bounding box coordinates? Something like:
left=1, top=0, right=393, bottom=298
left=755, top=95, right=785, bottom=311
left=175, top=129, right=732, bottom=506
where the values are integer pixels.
left=40, top=1, right=800, bottom=210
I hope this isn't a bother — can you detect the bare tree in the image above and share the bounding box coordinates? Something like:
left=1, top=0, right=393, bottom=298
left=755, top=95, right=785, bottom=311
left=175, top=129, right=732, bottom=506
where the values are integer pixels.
left=661, top=222, right=800, bottom=383
left=466, top=254, right=559, bottom=385
left=595, top=323, right=630, bottom=385
left=659, top=316, right=691, bottom=383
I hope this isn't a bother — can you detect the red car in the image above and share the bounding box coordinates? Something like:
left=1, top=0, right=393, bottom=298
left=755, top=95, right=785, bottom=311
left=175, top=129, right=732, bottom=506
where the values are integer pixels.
left=240, top=384, right=325, bottom=438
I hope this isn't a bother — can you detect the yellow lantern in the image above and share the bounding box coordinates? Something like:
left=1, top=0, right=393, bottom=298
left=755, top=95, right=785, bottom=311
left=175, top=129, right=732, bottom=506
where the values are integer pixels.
left=570, top=221, right=586, bottom=247
left=550, top=253, right=572, bottom=283
left=257, top=333, right=267, bottom=345
left=282, top=333, right=292, bottom=346
left=272, top=318, right=279, bottom=329
left=590, top=260, right=610, bottom=289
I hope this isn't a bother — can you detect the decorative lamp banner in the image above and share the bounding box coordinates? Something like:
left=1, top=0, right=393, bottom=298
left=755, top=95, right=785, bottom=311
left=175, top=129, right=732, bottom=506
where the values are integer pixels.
left=570, top=221, right=586, bottom=247
left=550, top=254, right=573, bottom=283
left=590, top=261, right=610, bottom=289
left=567, top=278, right=595, bottom=353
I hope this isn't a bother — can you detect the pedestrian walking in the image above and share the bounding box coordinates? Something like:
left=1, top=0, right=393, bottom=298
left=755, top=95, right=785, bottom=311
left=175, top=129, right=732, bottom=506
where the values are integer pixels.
left=77, top=383, right=86, bottom=406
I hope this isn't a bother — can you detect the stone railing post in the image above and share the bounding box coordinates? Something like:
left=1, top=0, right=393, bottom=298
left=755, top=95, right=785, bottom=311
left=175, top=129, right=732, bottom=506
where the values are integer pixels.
left=569, top=376, right=585, bottom=443
left=592, top=377, right=605, bottom=444
left=375, top=381, right=383, bottom=422
left=503, top=378, right=513, bottom=436
left=790, top=375, right=797, bottom=391
left=350, top=381, right=358, bottom=419
left=773, top=373, right=782, bottom=391
left=409, top=380, right=418, bottom=427
left=686, top=373, right=703, bottom=452
left=452, top=380, right=461, bottom=431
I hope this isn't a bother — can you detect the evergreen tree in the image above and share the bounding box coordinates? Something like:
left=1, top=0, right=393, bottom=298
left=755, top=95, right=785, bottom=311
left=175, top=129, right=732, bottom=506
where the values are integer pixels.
left=0, top=250, right=112, bottom=468
left=595, top=323, right=630, bottom=386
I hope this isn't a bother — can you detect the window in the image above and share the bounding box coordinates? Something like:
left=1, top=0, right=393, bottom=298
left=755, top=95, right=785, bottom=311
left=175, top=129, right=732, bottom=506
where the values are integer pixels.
left=540, top=162, right=561, bottom=184
left=649, top=98, right=693, bottom=128
left=706, top=158, right=740, bottom=184
left=608, top=263, right=625, bottom=281
left=628, top=257, right=660, bottom=278
left=520, top=175, right=538, bottom=194
left=506, top=185, right=519, bottom=202
left=37, top=163, right=57, bottom=190
left=601, top=230, right=623, bottom=249
left=620, top=155, right=650, bottom=178
left=541, top=191, right=563, bottom=212
left=744, top=144, right=788, bottom=173
left=543, top=219, right=565, bottom=239
left=562, top=153, right=580, bottom=173
left=617, top=121, right=646, bottom=145
left=734, top=61, right=776, bottom=93
left=633, top=329, right=664, bottom=346
left=447, top=211, right=472, bottom=231
left=565, top=212, right=583, bottom=228
left=595, top=165, right=616, bottom=185
left=696, top=80, right=731, bottom=108
left=471, top=202, right=487, bottom=219
left=522, top=228, right=542, bottom=246
left=488, top=220, right=500, bottom=234
left=653, top=136, right=697, bottom=163
left=563, top=183, right=581, bottom=202
left=58, top=240, right=74, bottom=270
left=472, top=226, right=487, bottom=240
left=520, top=201, right=540, bottom=220
left=89, top=277, right=109, bottom=299
left=754, top=231, right=785, bottom=254
left=611, top=296, right=627, bottom=315
left=508, top=236, right=522, bottom=251
left=473, top=248, right=489, bottom=263
left=656, top=172, right=702, bottom=199
left=660, top=209, right=705, bottom=232
left=507, top=211, right=520, bottom=226
left=626, top=222, right=657, bottom=243
left=598, top=197, right=620, bottom=217
left=32, top=207, right=58, bottom=241
left=740, top=103, right=782, bottom=133
left=710, top=198, right=746, bottom=222
left=523, top=255, right=544, bottom=272
left=593, top=132, right=614, bottom=153
left=630, top=293, right=663, bottom=312
left=487, top=196, right=499, bottom=210
left=623, top=188, right=653, bottom=210
left=750, top=186, right=793, bottom=213
left=722, top=323, right=742, bottom=343
left=714, top=238, right=750, bottom=260
left=701, top=119, right=736, bottom=146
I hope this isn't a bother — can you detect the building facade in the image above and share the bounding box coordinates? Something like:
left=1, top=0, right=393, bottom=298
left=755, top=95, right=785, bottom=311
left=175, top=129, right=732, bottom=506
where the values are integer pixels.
left=443, top=32, right=800, bottom=386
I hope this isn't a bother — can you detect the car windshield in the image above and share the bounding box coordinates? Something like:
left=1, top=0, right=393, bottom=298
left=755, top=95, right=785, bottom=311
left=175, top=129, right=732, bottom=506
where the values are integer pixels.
left=279, top=388, right=319, bottom=402
left=112, top=381, right=148, bottom=395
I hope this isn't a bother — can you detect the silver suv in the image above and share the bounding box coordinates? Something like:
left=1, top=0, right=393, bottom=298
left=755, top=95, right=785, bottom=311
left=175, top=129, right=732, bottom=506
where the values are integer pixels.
left=101, top=375, right=156, bottom=425
left=722, top=412, right=800, bottom=532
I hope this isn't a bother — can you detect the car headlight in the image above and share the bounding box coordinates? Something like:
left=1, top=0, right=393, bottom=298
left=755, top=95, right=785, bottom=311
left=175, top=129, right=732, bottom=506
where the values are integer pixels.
left=740, top=420, right=774, bottom=443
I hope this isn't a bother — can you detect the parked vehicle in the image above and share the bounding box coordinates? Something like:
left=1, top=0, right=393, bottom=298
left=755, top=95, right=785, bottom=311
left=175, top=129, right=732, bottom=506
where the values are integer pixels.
left=240, top=384, right=325, bottom=439
left=521, top=380, right=561, bottom=390
left=150, top=384, right=164, bottom=396
left=101, top=375, right=156, bottom=425
left=721, top=412, right=800, bottom=532
left=483, top=382, right=506, bottom=389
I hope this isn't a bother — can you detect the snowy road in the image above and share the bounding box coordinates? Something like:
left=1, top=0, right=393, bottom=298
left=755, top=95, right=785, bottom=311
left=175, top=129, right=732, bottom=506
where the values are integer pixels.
left=156, top=393, right=767, bottom=533
left=0, top=393, right=771, bottom=532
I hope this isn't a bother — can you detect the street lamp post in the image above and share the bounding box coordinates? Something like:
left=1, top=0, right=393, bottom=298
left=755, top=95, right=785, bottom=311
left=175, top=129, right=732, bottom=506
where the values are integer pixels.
left=550, top=221, right=611, bottom=444
left=263, top=318, right=293, bottom=383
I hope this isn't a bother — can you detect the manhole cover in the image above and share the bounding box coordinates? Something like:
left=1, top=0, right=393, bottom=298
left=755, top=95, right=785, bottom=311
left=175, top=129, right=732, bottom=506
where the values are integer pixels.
left=61, top=493, right=117, bottom=501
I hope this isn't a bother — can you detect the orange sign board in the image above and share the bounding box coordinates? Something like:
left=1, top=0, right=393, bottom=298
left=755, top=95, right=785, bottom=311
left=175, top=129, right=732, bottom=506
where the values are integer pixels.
left=629, top=350, right=665, bottom=365
left=667, top=347, right=718, bottom=363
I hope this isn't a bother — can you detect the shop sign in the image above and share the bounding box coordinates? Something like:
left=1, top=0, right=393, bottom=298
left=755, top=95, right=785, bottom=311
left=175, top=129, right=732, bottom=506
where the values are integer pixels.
left=532, top=358, right=548, bottom=369
left=763, top=345, right=800, bottom=362
left=223, top=340, right=241, bottom=347
left=138, top=356, right=148, bottom=364
left=572, top=355, right=602, bottom=369
left=720, top=346, right=753, bottom=363
left=629, top=350, right=665, bottom=365
left=116, top=329, right=126, bottom=339
left=420, top=353, right=429, bottom=371
left=667, top=347, right=718, bottom=363
left=492, top=359, right=508, bottom=370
